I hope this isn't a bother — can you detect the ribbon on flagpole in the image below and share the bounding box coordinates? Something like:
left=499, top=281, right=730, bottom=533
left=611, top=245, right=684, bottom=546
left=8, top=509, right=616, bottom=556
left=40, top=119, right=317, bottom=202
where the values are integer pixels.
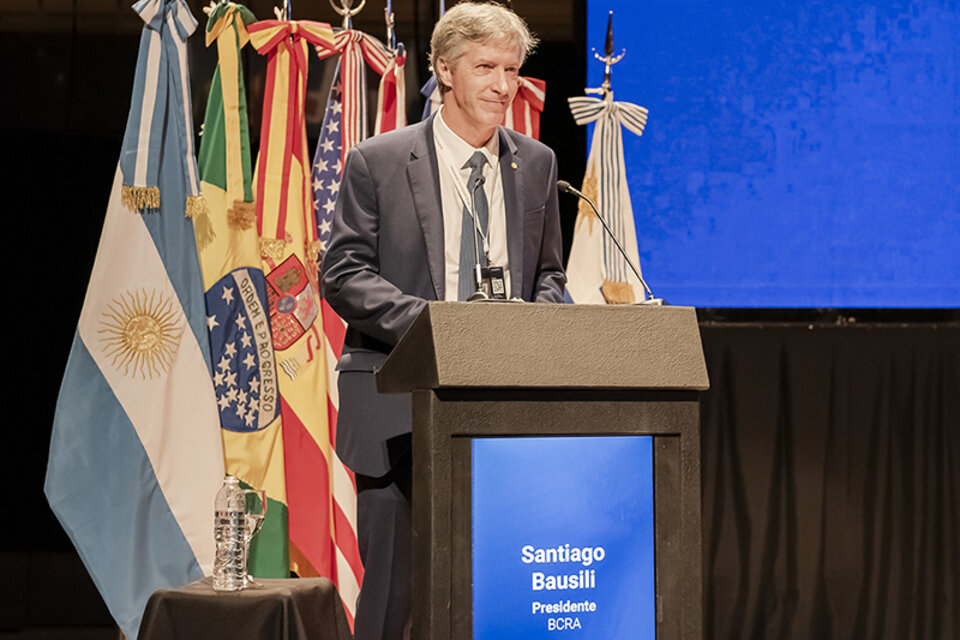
left=203, top=1, right=257, bottom=232
left=249, top=19, right=335, bottom=263
left=503, top=76, right=546, bottom=139
left=569, top=94, right=648, bottom=135
left=314, top=30, right=394, bottom=164
left=120, top=0, right=207, bottom=221
left=374, top=43, right=407, bottom=135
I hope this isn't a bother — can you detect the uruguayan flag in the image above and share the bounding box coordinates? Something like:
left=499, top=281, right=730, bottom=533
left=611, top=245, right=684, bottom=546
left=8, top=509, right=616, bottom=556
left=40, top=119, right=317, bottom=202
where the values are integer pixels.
left=45, top=1, right=223, bottom=637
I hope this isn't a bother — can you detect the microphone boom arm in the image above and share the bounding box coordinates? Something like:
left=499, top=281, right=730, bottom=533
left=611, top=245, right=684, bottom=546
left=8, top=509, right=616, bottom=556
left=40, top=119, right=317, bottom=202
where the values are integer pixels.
left=558, top=180, right=663, bottom=305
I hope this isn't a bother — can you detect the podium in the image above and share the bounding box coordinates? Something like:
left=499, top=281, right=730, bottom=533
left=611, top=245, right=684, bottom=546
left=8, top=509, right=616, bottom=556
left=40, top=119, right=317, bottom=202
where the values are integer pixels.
left=377, top=302, right=709, bottom=639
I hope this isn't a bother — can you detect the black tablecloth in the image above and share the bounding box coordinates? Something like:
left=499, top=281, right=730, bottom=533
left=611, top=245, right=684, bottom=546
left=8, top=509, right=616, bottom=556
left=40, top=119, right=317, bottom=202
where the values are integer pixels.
left=138, top=577, right=352, bottom=640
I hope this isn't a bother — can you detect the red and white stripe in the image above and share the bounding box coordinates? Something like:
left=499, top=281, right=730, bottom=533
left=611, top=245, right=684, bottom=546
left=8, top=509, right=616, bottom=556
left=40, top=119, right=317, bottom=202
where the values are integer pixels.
left=311, top=29, right=405, bottom=623
left=502, top=76, right=546, bottom=140
left=375, top=47, right=407, bottom=135
left=315, top=31, right=393, bottom=165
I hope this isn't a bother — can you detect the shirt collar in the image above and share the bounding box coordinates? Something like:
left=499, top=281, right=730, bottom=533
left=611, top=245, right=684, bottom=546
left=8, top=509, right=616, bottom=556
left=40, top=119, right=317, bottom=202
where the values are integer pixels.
left=435, top=106, right=499, bottom=171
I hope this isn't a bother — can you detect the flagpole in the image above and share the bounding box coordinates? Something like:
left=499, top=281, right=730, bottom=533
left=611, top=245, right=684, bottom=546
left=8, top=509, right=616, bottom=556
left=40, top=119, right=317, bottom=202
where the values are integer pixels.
left=589, top=11, right=625, bottom=99
left=384, top=0, right=396, bottom=52
left=329, top=0, right=367, bottom=29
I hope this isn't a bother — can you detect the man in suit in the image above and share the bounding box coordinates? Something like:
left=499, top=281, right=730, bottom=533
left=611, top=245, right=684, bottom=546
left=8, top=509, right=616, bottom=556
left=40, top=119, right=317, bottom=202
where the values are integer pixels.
left=321, top=3, right=566, bottom=638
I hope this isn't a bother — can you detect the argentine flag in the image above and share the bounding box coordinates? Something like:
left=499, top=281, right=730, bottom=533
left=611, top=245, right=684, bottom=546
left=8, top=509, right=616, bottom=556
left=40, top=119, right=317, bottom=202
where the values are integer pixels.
left=44, top=1, right=224, bottom=637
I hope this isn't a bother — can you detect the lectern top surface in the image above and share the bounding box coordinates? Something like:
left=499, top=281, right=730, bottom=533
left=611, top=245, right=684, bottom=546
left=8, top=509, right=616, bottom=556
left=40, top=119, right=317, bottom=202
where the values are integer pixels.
left=377, top=303, right=710, bottom=392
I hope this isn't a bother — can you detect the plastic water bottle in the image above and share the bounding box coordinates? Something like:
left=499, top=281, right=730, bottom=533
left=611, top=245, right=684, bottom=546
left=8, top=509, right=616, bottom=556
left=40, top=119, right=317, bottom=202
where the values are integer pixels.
left=213, top=475, right=246, bottom=591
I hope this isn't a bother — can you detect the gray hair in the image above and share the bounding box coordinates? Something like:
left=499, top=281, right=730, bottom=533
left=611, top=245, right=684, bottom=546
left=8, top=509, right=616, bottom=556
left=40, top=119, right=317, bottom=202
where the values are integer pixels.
left=429, top=2, right=538, bottom=91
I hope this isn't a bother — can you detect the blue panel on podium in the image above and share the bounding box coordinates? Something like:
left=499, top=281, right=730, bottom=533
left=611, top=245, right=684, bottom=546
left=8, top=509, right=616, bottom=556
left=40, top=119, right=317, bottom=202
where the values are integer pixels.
left=472, top=436, right=655, bottom=639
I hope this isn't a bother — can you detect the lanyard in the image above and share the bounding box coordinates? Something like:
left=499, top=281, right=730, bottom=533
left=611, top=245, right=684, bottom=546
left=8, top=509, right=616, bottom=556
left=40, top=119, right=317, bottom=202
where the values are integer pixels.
left=434, top=132, right=497, bottom=257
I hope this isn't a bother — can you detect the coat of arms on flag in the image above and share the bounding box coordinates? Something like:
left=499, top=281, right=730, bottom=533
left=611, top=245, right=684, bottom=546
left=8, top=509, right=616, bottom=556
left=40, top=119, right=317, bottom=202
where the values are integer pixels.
left=267, top=254, right=320, bottom=351
left=247, top=13, right=366, bottom=627
left=46, top=1, right=224, bottom=637
left=195, top=0, right=290, bottom=579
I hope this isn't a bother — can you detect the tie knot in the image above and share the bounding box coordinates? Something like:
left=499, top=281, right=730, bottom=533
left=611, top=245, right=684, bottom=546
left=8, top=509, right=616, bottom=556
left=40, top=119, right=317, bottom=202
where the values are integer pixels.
left=467, top=150, right=486, bottom=172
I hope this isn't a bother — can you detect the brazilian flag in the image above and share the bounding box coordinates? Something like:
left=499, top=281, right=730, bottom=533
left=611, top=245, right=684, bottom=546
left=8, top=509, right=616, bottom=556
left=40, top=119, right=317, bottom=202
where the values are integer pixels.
left=195, top=1, right=288, bottom=578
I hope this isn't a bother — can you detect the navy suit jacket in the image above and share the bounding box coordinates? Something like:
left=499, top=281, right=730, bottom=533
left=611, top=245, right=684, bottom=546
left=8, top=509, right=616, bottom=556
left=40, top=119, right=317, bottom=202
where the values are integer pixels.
left=321, top=116, right=566, bottom=476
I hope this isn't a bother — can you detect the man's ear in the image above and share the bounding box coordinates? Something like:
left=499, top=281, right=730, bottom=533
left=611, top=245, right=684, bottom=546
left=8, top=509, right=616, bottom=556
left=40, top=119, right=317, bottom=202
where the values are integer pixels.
left=435, top=57, right=452, bottom=89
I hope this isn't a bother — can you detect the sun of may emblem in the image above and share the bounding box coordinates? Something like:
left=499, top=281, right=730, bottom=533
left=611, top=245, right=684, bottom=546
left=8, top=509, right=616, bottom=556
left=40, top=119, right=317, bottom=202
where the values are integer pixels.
left=98, top=288, right=184, bottom=379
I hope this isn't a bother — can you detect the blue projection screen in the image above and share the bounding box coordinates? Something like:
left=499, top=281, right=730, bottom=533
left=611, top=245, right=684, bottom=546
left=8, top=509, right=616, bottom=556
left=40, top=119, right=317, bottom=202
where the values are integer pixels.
left=472, top=436, right=655, bottom=639
left=585, top=0, right=959, bottom=307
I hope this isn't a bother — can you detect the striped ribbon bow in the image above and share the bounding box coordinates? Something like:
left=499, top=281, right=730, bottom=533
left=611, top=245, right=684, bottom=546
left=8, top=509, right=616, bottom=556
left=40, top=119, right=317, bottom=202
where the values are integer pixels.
left=120, top=0, right=206, bottom=217
left=568, top=94, right=649, bottom=136
left=314, top=30, right=394, bottom=164
left=248, top=19, right=335, bottom=259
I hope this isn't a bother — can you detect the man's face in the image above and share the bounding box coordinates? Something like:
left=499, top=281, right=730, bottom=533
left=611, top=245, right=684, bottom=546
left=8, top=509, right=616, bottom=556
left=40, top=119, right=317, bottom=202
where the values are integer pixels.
left=436, top=39, right=522, bottom=143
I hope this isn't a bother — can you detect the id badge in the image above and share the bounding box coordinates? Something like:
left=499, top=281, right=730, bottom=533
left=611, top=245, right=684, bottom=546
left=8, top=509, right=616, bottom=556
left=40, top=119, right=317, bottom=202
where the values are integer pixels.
left=480, top=265, right=507, bottom=300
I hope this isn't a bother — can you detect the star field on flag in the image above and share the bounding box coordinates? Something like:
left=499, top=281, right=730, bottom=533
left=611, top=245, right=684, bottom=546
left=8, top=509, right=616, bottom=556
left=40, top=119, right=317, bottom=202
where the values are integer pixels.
left=312, top=70, right=344, bottom=260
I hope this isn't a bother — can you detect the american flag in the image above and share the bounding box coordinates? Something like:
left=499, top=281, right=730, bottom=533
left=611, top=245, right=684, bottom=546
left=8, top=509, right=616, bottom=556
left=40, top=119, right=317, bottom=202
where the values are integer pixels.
left=309, top=35, right=407, bottom=621
left=313, top=69, right=344, bottom=257
left=311, top=64, right=363, bottom=620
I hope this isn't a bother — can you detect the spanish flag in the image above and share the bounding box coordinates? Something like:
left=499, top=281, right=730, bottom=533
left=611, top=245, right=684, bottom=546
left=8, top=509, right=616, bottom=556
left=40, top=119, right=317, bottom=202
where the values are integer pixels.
left=247, top=16, right=364, bottom=626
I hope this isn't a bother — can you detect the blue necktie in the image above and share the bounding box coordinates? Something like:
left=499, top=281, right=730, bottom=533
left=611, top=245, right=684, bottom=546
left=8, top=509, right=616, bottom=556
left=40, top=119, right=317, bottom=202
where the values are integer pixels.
left=457, top=151, right=489, bottom=300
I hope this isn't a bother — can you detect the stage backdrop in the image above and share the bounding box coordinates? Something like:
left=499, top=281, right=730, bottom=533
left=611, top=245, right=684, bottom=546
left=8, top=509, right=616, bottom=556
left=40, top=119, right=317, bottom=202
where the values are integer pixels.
left=698, top=322, right=959, bottom=638
left=586, top=0, right=960, bottom=308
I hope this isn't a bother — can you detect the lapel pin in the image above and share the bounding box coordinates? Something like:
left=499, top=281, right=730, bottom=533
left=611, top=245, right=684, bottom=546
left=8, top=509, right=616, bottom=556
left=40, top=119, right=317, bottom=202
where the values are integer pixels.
left=511, top=162, right=518, bottom=170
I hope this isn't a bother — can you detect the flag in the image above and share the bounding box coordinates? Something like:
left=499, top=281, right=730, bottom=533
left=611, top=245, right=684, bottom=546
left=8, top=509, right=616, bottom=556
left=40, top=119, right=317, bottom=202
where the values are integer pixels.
left=311, top=68, right=365, bottom=625
left=565, top=92, right=649, bottom=304
left=420, top=73, right=546, bottom=140
left=44, top=1, right=224, bottom=637
left=309, top=26, right=405, bottom=624
left=195, top=1, right=289, bottom=577
left=314, top=29, right=396, bottom=164
left=420, top=73, right=441, bottom=121
left=247, top=17, right=366, bottom=627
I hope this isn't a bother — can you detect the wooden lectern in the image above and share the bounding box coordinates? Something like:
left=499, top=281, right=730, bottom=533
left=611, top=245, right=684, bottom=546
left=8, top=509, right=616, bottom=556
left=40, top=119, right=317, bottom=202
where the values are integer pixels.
left=377, top=302, right=709, bottom=639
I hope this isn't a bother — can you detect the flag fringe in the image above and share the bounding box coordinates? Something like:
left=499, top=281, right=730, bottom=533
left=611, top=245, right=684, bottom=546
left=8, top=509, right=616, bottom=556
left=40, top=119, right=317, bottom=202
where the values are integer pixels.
left=186, top=196, right=215, bottom=250
left=260, top=238, right=286, bottom=261
left=121, top=186, right=160, bottom=212
left=185, top=195, right=210, bottom=219
left=601, top=279, right=636, bottom=305
left=228, top=200, right=257, bottom=230
left=306, top=239, right=323, bottom=272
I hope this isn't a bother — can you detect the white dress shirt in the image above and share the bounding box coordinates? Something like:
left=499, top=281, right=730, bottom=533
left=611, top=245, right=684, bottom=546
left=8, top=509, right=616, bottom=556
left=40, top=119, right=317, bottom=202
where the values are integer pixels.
left=432, top=107, right=511, bottom=300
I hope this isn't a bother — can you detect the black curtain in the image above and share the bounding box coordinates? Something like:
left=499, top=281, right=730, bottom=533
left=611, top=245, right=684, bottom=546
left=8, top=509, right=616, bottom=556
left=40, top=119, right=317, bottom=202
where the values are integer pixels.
left=699, top=322, right=960, bottom=639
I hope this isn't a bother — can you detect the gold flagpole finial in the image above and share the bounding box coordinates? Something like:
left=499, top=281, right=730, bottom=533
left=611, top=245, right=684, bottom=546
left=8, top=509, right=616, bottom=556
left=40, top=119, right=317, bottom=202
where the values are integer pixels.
left=329, top=0, right=367, bottom=29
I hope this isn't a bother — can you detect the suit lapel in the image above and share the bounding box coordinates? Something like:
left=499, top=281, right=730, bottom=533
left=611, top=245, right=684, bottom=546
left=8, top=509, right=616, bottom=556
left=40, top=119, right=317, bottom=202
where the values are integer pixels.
left=407, top=117, right=445, bottom=300
left=499, top=128, right=524, bottom=299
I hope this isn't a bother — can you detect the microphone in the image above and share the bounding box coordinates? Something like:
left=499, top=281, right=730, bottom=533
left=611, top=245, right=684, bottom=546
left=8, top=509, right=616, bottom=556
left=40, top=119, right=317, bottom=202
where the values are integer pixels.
left=557, top=180, right=664, bottom=305
left=467, top=174, right=489, bottom=301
